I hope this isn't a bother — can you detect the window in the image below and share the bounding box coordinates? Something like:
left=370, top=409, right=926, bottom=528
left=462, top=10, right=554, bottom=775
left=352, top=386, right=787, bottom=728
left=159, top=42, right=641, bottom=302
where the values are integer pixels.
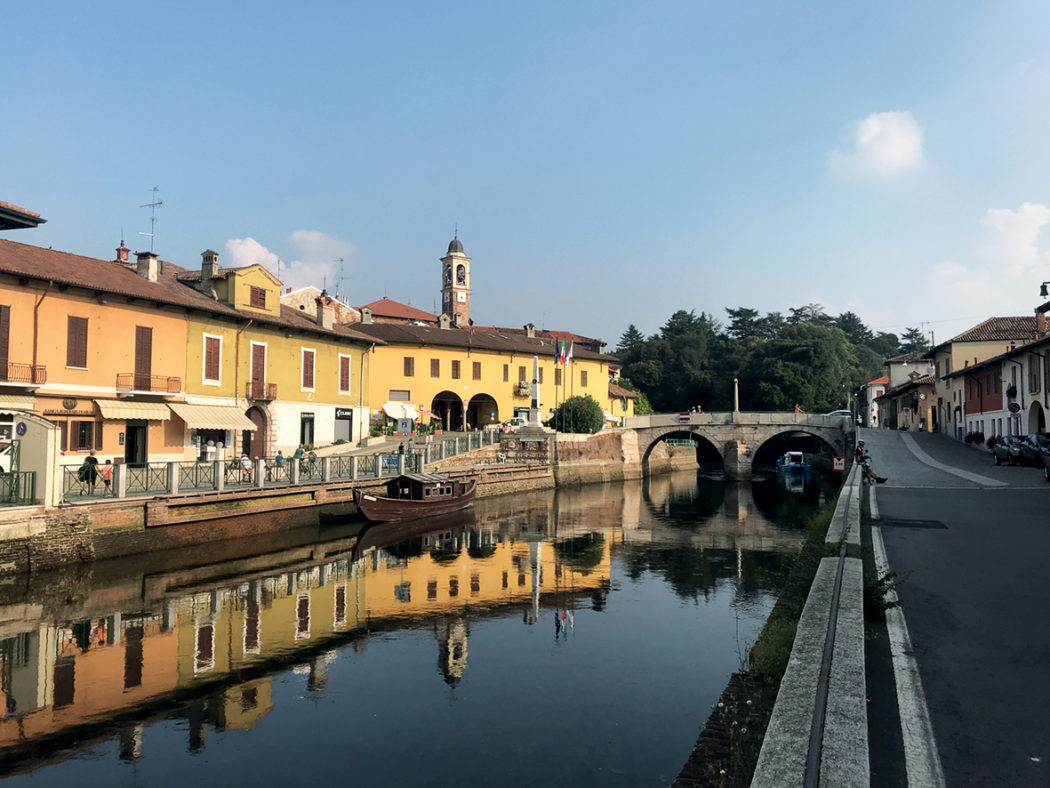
left=339, top=355, right=351, bottom=393
left=452, top=360, right=461, bottom=379
left=518, top=366, right=526, bottom=382
left=555, top=368, right=562, bottom=386
left=249, top=286, right=266, bottom=308
left=472, top=361, right=481, bottom=380
left=404, top=356, right=415, bottom=377
left=580, top=370, right=588, bottom=387
left=449, top=577, right=459, bottom=598
left=301, top=349, right=315, bottom=389
left=389, top=389, right=410, bottom=400
left=431, top=358, right=440, bottom=378
left=538, top=367, right=544, bottom=384
left=203, top=335, right=221, bottom=383
left=503, top=364, right=509, bottom=382
left=67, top=316, right=88, bottom=368
left=74, top=420, right=94, bottom=450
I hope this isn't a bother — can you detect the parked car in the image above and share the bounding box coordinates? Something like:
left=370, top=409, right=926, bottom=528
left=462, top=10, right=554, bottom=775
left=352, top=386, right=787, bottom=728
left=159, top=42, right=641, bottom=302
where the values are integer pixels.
left=991, top=435, right=1023, bottom=465
left=1018, top=433, right=1050, bottom=466
left=500, top=417, right=528, bottom=433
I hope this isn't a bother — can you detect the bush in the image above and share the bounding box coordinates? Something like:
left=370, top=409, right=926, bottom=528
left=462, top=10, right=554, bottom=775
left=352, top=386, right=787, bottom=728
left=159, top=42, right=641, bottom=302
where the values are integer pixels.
left=550, top=395, right=604, bottom=434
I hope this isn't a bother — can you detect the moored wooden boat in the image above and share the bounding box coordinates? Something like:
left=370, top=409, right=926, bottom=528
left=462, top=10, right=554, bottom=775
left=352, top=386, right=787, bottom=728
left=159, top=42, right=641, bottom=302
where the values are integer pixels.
left=352, top=473, right=477, bottom=523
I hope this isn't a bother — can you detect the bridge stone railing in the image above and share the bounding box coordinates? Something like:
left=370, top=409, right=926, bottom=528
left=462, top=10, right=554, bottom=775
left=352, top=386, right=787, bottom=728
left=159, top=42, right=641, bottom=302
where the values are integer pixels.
left=623, top=411, right=856, bottom=430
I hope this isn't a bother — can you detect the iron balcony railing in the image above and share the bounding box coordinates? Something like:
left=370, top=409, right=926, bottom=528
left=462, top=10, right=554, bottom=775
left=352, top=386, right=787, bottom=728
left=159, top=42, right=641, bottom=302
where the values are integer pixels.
left=245, top=382, right=278, bottom=400
left=116, top=373, right=181, bottom=393
left=0, top=362, right=46, bottom=385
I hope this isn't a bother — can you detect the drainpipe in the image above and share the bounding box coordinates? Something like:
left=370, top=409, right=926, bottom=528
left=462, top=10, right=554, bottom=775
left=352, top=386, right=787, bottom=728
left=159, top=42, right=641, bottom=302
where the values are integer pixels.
left=360, top=343, right=374, bottom=443
left=32, top=280, right=53, bottom=368
left=235, top=319, right=254, bottom=401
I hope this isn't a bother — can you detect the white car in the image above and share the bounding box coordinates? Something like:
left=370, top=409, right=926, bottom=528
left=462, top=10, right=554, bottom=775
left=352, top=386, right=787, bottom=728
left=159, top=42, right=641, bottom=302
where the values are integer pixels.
left=825, top=410, right=854, bottom=420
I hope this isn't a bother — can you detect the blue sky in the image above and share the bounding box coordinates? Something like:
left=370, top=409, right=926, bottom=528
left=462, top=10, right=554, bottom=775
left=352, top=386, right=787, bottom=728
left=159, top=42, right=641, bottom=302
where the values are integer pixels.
left=7, top=1, right=1050, bottom=348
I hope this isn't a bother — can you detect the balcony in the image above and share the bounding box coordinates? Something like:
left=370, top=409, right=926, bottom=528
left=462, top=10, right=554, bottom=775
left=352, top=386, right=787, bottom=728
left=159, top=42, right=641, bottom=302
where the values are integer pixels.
left=246, top=381, right=278, bottom=400
left=0, top=363, right=46, bottom=389
left=115, top=373, right=181, bottom=397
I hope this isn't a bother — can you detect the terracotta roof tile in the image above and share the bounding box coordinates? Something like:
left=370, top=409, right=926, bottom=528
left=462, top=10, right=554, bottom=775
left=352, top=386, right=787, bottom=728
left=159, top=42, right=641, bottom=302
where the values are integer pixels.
left=949, top=316, right=1035, bottom=342
left=360, top=298, right=437, bottom=322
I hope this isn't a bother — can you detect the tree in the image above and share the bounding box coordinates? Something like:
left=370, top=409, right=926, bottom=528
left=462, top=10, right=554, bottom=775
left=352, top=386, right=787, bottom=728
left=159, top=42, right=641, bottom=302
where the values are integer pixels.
left=615, top=324, right=645, bottom=357
left=724, top=307, right=762, bottom=340
left=550, top=395, right=604, bottom=433
left=615, top=377, right=654, bottom=415
left=899, top=327, right=930, bottom=354
left=741, top=324, right=854, bottom=412
left=835, top=311, right=874, bottom=347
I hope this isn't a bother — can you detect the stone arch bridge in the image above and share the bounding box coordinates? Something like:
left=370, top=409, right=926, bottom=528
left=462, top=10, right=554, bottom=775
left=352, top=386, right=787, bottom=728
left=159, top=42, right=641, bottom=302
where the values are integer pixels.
left=622, top=412, right=856, bottom=480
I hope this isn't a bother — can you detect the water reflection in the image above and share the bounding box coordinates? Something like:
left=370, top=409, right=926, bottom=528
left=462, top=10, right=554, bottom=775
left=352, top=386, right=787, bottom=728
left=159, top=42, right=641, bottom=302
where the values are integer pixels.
left=0, top=473, right=814, bottom=784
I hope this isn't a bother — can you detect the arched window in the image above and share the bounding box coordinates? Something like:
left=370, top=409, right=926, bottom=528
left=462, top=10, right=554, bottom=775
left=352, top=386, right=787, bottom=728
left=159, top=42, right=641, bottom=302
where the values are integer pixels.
left=456, top=264, right=466, bottom=284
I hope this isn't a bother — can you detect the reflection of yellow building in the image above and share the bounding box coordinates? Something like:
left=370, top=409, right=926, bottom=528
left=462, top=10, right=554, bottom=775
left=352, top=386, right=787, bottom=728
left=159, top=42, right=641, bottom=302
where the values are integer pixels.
left=0, top=525, right=613, bottom=756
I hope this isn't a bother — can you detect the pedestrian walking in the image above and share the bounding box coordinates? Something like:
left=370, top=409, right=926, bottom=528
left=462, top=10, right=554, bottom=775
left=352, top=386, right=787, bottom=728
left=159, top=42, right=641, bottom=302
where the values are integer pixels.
left=101, top=460, right=113, bottom=495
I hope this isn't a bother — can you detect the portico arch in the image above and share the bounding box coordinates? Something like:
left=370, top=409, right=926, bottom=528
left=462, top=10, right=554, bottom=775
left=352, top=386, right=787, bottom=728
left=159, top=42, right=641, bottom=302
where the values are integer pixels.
left=467, top=393, right=499, bottom=429
left=1028, top=401, right=1045, bottom=434
left=431, top=391, right=464, bottom=431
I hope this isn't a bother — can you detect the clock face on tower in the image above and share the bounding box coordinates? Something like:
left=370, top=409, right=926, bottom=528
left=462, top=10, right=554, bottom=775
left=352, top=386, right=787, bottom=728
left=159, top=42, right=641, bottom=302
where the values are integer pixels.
left=457, top=292, right=466, bottom=302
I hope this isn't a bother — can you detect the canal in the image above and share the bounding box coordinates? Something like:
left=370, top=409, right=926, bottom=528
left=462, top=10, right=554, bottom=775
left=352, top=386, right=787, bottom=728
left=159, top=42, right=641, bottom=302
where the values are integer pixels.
left=0, top=470, right=835, bottom=786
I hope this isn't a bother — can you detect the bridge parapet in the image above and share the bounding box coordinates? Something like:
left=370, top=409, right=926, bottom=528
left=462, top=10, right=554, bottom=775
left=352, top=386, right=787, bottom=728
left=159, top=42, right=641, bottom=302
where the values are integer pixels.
left=625, top=412, right=856, bottom=431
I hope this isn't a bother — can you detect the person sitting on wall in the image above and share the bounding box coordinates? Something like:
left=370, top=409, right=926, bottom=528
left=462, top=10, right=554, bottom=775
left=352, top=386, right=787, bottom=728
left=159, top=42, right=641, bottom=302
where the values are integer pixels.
left=858, top=449, right=886, bottom=484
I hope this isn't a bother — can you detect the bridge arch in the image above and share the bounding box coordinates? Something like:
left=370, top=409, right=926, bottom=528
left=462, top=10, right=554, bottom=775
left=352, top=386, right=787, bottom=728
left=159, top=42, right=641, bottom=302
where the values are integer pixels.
left=640, top=429, right=722, bottom=474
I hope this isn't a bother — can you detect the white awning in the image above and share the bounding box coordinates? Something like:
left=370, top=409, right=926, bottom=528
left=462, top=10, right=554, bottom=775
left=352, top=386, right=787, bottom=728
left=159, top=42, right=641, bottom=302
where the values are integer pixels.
left=169, top=403, right=258, bottom=431
left=383, top=401, right=419, bottom=420
left=95, top=400, right=171, bottom=421
left=0, top=394, right=35, bottom=411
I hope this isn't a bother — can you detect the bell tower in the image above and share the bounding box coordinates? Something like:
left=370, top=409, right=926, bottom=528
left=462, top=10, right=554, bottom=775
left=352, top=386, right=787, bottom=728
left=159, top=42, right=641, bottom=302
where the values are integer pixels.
left=440, top=235, right=471, bottom=327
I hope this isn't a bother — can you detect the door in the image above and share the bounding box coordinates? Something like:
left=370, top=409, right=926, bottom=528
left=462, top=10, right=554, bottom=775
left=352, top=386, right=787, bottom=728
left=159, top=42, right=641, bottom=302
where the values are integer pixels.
left=250, top=344, right=266, bottom=398
left=0, top=305, right=9, bottom=381
left=135, top=326, right=152, bottom=390
left=247, top=407, right=266, bottom=458
left=300, top=414, right=315, bottom=446
left=124, top=420, right=147, bottom=465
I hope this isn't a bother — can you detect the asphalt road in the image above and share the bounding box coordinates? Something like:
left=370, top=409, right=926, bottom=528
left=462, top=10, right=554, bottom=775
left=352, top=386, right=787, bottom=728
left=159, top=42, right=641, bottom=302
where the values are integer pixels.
left=861, top=427, right=1049, bottom=787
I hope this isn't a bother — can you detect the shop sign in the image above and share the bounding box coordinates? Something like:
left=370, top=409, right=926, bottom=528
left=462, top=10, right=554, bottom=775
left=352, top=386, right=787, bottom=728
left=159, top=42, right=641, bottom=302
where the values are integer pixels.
left=335, top=408, right=354, bottom=419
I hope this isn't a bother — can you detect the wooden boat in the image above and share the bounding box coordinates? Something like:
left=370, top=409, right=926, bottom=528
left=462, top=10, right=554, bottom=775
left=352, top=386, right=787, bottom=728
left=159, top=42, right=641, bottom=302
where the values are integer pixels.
left=353, top=473, right=477, bottom=523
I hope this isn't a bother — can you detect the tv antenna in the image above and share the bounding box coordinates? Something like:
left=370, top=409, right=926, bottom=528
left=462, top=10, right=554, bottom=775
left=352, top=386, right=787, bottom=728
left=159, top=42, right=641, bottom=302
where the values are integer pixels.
left=333, top=258, right=350, bottom=298
left=138, top=186, right=163, bottom=251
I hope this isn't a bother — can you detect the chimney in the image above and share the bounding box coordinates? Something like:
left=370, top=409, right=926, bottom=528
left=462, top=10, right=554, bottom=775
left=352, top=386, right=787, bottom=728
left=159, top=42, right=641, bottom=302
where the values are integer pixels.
left=116, top=240, right=130, bottom=264
left=1036, top=308, right=1049, bottom=336
left=524, top=323, right=535, bottom=339
left=438, top=313, right=451, bottom=330
left=316, top=290, right=334, bottom=330
left=361, top=307, right=373, bottom=325
left=135, top=250, right=158, bottom=282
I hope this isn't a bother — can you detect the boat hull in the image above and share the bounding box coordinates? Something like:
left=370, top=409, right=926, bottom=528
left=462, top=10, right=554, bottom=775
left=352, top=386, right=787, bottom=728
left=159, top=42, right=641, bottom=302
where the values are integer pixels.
left=353, top=480, right=477, bottom=523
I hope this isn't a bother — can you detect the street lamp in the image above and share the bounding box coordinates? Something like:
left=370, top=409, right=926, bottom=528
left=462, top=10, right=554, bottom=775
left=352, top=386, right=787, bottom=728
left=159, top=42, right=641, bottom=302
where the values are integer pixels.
left=1040, top=281, right=1050, bottom=298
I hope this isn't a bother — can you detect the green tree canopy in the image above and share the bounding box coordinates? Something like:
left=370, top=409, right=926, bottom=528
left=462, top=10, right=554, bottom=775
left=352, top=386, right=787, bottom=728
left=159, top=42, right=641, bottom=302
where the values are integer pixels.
left=550, top=395, right=604, bottom=433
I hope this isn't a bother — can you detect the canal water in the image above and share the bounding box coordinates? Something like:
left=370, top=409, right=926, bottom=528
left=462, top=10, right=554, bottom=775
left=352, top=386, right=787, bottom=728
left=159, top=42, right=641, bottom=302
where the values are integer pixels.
left=0, top=471, right=833, bottom=787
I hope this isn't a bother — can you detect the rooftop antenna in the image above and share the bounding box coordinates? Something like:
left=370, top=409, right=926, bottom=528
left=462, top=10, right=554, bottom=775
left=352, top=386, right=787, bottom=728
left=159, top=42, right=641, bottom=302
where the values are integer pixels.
left=138, top=186, right=163, bottom=252
left=333, top=258, right=348, bottom=299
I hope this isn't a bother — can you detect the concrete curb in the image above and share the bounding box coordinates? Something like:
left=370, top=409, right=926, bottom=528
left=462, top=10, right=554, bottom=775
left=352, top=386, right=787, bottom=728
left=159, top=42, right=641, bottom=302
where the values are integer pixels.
left=752, top=465, right=869, bottom=787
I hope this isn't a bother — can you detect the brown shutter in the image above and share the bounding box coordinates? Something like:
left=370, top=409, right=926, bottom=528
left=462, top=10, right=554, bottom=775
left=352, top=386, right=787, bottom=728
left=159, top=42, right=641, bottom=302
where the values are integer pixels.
left=0, top=305, right=9, bottom=377
left=303, top=350, right=314, bottom=388
left=204, top=337, right=220, bottom=380
left=67, top=317, right=88, bottom=367
left=134, top=326, right=152, bottom=389
left=95, top=422, right=103, bottom=451
left=340, top=356, right=350, bottom=392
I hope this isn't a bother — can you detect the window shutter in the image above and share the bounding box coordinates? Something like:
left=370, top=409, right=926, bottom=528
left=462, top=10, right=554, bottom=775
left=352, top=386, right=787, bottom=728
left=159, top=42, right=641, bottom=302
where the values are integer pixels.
left=95, top=422, right=103, bottom=451
left=340, top=356, right=351, bottom=392
left=67, top=316, right=88, bottom=367
left=204, top=337, right=220, bottom=381
left=0, top=305, right=9, bottom=373
left=303, top=350, right=315, bottom=388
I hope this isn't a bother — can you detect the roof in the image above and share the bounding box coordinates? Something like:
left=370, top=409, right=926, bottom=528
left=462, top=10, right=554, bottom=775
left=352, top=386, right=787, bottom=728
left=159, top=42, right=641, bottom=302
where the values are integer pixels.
left=878, top=374, right=936, bottom=399
left=865, top=376, right=890, bottom=386
left=360, top=297, right=437, bottom=322
left=0, top=239, right=381, bottom=346
left=885, top=352, right=926, bottom=363
left=447, top=237, right=464, bottom=254
left=942, top=334, right=1050, bottom=380
left=609, top=382, right=638, bottom=399
left=926, top=316, right=1037, bottom=356
left=349, top=320, right=616, bottom=363
left=0, top=201, right=45, bottom=231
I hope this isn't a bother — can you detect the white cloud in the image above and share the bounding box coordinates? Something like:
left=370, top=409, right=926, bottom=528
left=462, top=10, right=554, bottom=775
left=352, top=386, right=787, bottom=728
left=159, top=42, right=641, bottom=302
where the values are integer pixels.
left=828, top=111, right=924, bottom=177
left=980, top=202, right=1050, bottom=273
left=224, top=231, right=355, bottom=294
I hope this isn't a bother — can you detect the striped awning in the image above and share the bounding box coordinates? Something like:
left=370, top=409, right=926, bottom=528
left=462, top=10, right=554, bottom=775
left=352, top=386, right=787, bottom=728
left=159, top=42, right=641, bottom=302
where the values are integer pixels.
left=95, top=400, right=171, bottom=421
left=0, top=394, right=35, bottom=411
left=169, top=403, right=258, bottom=431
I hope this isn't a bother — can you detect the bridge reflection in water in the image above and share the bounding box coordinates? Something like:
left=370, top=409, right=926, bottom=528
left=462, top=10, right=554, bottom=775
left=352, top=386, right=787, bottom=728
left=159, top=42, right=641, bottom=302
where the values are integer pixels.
left=0, top=473, right=818, bottom=782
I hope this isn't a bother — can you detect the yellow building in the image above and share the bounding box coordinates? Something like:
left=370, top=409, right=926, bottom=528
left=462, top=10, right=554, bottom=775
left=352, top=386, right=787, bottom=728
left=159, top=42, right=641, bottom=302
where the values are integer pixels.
left=0, top=239, right=378, bottom=466
left=346, top=237, right=630, bottom=430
